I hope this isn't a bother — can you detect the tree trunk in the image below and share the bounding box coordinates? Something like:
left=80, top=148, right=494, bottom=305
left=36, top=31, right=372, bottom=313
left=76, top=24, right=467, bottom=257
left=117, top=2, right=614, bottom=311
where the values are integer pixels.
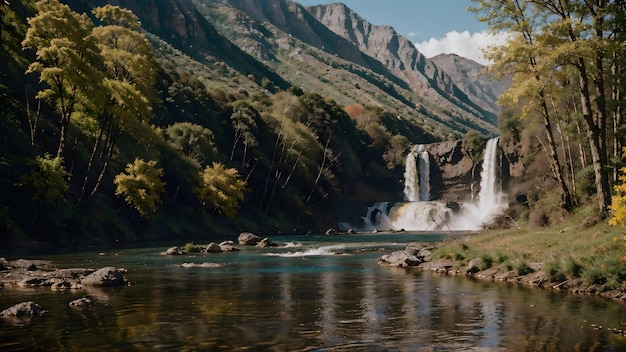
left=576, top=58, right=611, bottom=215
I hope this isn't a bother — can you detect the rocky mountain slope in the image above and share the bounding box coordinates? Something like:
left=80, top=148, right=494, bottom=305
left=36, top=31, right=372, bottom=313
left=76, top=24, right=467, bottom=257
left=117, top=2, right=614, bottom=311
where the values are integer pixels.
left=67, top=0, right=506, bottom=140
left=99, top=0, right=505, bottom=140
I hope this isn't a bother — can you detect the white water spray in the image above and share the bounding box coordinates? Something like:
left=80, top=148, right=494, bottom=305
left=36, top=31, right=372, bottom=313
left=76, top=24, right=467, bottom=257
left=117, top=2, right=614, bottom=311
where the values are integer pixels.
left=418, top=150, right=430, bottom=201
left=403, top=151, right=419, bottom=201
left=478, top=137, right=503, bottom=212
left=352, top=138, right=508, bottom=232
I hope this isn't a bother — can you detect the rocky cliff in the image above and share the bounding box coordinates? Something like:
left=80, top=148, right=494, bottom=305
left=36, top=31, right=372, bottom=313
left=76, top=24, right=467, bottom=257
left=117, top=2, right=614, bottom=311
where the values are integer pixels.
left=424, top=138, right=523, bottom=204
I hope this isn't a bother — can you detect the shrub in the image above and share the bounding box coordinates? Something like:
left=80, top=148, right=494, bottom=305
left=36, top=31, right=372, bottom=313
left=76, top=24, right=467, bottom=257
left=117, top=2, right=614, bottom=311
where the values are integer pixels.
left=184, top=242, right=201, bottom=253
left=479, top=254, right=494, bottom=270
left=545, top=260, right=566, bottom=282
left=563, top=257, right=583, bottom=279
left=514, top=260, right=534, bottom=276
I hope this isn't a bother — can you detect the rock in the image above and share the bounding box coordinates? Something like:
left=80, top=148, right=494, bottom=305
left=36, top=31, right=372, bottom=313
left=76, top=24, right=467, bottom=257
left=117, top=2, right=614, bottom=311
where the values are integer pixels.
left=347, top=229, right=356, bottom=234
left=256, top=238, right=279, bottom=248
left=325, top=228, right=337, bottom=236
left=0, top=258, right=9, bottom=271
left=466, top=258, right=483, bottom=274
left=204, top=242, right=223, bottom=253
left=51, top=280, right=80, bottom=290
left=165, top=246, right=186, bottom=255
left=1, top=301, right=47, bottom=317
left=18, top=277, right=53, bottom=287
left=238, top=232, right=262, bottom=245
left=178, top=262, right=222, bottom=268
left=378, top=249, right=423, bottom=267
left=80, top=267, right=125, bottom=287
left=219, top=241, right=240, bottom=252
left=10, top=259, right=50, bottom=270
left=69, top=297, right=92, bottom=307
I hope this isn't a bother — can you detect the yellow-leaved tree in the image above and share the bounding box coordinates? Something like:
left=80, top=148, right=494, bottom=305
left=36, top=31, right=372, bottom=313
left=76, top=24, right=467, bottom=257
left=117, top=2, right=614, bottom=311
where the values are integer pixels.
left=609, top=148, right=626, bottom=226
left=195, top=162, right=246, bottom=218
left=114, top=158, right=166, bottom=218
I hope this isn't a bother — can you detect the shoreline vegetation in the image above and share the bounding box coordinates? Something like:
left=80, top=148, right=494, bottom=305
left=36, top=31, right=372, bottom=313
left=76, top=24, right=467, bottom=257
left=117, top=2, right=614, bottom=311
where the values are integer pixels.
left=378, top=205, right=626, bottom=305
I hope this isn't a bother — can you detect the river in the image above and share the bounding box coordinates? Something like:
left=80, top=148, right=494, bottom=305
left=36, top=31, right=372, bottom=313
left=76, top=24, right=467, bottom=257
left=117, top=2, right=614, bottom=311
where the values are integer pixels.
left=1, top=233, right=625, bottom=351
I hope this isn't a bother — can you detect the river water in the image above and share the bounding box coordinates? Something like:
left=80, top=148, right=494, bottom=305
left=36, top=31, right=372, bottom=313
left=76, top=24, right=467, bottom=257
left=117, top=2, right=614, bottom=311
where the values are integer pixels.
left=1, top=233, right=625, bottom=351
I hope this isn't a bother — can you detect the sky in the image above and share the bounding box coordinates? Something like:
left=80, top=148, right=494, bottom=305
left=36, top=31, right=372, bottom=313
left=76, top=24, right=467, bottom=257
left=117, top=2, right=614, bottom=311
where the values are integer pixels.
left=294, top=0, right=506, bottom=65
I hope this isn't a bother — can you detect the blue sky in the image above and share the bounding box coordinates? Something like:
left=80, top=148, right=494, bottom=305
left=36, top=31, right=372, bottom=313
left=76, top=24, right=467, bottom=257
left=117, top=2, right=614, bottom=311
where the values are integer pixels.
left=294, top=0, right=504, bottom=65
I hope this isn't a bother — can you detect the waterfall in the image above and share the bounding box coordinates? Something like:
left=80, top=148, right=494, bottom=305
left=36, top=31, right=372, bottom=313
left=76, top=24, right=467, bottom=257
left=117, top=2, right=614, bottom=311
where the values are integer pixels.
left=347, top=138, right=507, bottom=232
left=403, top=151, right=419, bottom=201
left=404, top=145, right=430, bottom=202
left=478, top=137, right=503, bottom=212
left=418, top=150, right=430, bottom=201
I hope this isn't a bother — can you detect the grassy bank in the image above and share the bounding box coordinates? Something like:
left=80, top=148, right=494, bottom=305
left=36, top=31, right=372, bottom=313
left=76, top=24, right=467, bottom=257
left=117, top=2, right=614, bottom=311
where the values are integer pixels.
left=428, top=205, right=626, bottom=301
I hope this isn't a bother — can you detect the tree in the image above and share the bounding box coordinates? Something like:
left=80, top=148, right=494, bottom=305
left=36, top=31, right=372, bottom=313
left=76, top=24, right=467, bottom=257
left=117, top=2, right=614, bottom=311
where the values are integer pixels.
left=610, top=147, right=626, bottom=226
left=78, top=5, right=156, bottom=206
left=114, top=158, right=166, bottom=218
left=383, top=134, right=410, bottom=170
left=195, top=162, right=246, bottom=218
left=22, top=0, right=102, bottom=158
left=165, top=122, right=217, bottom=167
left=18, top=154, right=67, bottom=232
left=473, top=0, right=573, bottom=210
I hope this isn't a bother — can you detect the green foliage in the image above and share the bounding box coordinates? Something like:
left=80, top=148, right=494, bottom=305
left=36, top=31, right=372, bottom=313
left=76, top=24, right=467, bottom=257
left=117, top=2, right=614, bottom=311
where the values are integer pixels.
left=114, top=158, right=166, bottom=218
left=513, top=260, right=534, bottom=276
left=165, top=122, right=217, bottom=167
left=464, top=130, right=486, bottom=162
left=184, top=242, right=201, bottom=253
left=18, top=154, right=67, bottom=205
left=195, top=162, right=246, bottom=218
left=479, top=254, right=494, bottom=270
left=22, top=0, right=102, bottom=156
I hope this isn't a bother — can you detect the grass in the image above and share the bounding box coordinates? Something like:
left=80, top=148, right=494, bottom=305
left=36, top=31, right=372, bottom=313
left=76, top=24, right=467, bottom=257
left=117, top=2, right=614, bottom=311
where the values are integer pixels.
left=431, top=205, right=626, bottom=293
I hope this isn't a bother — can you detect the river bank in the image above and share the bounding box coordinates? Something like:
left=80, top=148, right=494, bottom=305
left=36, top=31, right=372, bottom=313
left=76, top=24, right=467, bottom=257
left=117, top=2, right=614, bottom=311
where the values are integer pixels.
left=379, top=208, right=626, bottom=305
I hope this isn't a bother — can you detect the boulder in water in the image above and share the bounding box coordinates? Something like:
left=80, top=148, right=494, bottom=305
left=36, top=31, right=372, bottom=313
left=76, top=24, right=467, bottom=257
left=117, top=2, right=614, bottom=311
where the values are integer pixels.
left=165, top=246, right=186, bottom=255
left=81, top=267, right=126, bottom=287
left=69, top=297, right=92, bottom=307
left=1, top=301, right=47, bottom=317
left=238, top=232, right=262, bottom=245
left=325, top=228, right=337, bottom=236
left=378, top=249, right=423, bottom=268
left=219, top=241, right=240, bottom=252
left=256, top=238, right=279, bottom=248
left=204, top=242, right=223, bottom=253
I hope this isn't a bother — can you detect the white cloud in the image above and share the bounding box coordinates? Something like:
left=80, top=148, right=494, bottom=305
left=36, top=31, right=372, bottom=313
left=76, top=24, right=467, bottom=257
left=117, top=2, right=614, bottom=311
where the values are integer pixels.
left=414, top=30, right=507, bottom=65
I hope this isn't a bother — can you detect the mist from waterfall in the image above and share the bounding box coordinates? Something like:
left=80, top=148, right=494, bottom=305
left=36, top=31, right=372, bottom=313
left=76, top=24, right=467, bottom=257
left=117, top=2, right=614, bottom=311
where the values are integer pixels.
left=343, top=138, right=508, bottom=232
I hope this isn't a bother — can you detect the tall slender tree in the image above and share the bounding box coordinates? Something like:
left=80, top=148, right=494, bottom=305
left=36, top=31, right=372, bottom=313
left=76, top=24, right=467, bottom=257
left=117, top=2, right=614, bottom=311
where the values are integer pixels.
left=471, top=0, right=573, bottom=210
left=22, top=0, right=102, bottom=158
left=78, top=5, right=156, bottom=206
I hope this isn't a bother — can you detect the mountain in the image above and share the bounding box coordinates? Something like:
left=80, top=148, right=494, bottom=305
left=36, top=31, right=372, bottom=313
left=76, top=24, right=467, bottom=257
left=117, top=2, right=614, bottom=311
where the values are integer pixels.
left=191, top=0, right=504, bottom=138
left=429, top=53, right=511, bottom=120
left=66, top=0, right=505, bottom=139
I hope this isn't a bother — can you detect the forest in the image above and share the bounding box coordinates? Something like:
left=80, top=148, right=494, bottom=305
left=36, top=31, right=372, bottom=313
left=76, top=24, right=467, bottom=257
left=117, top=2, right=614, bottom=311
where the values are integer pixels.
left=1, top=0, right=437, bottom=247
left=2, top=0, right=626, bottom=248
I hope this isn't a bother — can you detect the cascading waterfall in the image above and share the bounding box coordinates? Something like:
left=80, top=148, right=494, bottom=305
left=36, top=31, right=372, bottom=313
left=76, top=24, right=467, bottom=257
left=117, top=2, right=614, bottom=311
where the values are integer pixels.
left=478, top=137, right=502, bottom=212
left=403, top=151, right=419, bottom=202
left=403, top=145, right=430, bottom=202
left=344, top=137, right=507, bottom=232
left=418, top=150, right=430, bottom=201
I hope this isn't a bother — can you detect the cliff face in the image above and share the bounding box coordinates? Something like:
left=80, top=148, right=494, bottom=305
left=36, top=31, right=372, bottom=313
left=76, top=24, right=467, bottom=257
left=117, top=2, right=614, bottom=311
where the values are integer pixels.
left=423, top=139, right=524, bottom=204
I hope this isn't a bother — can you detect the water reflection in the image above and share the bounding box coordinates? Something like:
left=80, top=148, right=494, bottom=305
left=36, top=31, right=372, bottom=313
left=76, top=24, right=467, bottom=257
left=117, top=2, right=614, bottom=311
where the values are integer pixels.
left=1, top=237, right=625, bottom=351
